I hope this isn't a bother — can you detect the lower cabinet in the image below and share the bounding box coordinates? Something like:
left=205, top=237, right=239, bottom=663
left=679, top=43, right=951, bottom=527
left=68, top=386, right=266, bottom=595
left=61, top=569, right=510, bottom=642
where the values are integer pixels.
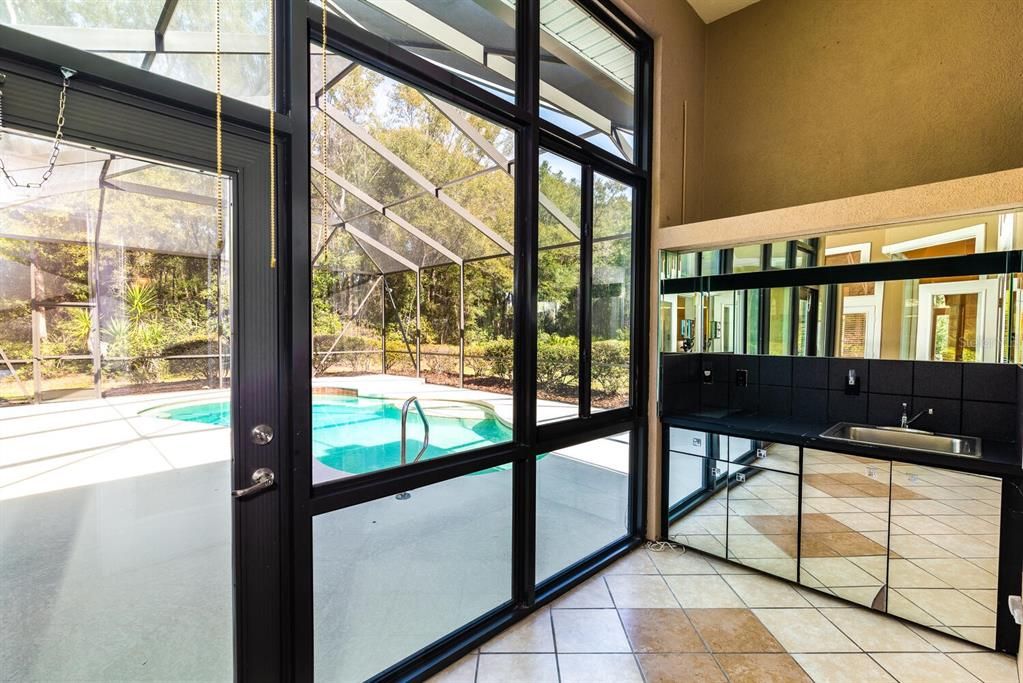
left=667, top=449, right=729, bottom=559
left=728, top=462, right=799, bottom=581
left=888, top=463, right=1001, bottom=649
left=799, top=448, right=891, bottom=610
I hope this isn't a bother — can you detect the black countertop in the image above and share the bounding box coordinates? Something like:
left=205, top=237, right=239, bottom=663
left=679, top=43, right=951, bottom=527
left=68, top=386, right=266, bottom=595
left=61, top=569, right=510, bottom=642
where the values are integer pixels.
left=663, top=411, right=1023, bottom=477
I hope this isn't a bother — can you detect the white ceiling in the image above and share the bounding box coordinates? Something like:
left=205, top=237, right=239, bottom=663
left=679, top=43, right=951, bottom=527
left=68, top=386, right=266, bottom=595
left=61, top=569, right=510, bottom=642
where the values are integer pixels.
left=686, top=0, right=760, bottom=24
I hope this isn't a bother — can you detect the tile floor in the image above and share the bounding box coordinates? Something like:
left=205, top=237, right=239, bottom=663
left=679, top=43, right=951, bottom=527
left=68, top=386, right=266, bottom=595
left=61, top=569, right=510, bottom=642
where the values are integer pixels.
left=429, top=546, right=1019, bottom=682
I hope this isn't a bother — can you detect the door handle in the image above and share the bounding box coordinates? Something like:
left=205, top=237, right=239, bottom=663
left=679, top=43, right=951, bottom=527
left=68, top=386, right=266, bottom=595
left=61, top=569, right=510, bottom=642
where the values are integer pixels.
left=232, top=467, right=275, bottom=499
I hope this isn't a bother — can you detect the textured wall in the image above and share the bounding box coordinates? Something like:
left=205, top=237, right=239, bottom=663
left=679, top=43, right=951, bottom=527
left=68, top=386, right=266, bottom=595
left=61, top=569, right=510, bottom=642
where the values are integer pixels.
left=702, top=0, right=1023, bottom=220
left=616, top=0, right=706, bottom=227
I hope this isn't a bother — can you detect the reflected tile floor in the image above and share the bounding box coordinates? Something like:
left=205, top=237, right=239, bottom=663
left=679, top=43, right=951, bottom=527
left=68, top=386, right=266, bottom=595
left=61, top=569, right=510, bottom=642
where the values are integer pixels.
left=428, top=546, right=1019, bottom=683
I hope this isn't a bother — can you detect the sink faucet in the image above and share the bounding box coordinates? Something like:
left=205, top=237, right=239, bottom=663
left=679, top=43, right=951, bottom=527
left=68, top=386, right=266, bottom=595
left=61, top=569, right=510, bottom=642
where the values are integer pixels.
left=900, top=402, right=933, bottom=429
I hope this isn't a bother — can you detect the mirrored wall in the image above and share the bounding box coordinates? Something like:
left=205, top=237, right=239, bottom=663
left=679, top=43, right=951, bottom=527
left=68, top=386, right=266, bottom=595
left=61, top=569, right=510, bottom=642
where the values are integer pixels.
left=660, top=208, right=1023, bottom=364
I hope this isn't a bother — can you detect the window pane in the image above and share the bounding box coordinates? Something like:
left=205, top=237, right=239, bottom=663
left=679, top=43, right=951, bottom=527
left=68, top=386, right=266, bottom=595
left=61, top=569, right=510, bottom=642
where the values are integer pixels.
left=310, top=53, right=516, bottom=484
left=1, top=0, right=270, bottom=107
left=314, top=466, right=513, bottom=681
left=770, top=242, right=789, bottom=269
left=538, top=150, right=582, bottom=423
left=591, top=176, right=632, bottom=411
left=537, top=431, right=630, bottom=582
left=0, top=129, right=234, bottom=680
left=767, top=287, right=792, bottom=355
left=539, top=0, right=636, bottom=161
left=321, top=0, right=516, bottom=101
left=732, top=244, right=762, bottom=273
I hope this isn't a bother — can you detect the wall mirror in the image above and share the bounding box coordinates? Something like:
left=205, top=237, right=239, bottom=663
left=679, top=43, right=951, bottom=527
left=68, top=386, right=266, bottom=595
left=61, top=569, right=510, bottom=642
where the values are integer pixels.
left=659, top=208, right=1023, bottom=363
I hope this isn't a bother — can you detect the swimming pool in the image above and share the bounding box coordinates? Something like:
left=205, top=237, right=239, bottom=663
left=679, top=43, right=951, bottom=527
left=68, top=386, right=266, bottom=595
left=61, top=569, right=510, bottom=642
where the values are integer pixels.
left=149, top=395, right=513, bottom=475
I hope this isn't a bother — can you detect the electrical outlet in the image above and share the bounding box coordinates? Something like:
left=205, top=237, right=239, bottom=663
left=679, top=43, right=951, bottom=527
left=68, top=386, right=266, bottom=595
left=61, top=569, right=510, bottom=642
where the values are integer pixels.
left=735, top=369, right=748, bottom=386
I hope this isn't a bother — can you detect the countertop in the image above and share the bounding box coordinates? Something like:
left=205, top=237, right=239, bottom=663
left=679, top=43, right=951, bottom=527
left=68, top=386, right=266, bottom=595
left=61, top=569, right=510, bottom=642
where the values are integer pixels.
left=663, top=410, right=1023, bottom=477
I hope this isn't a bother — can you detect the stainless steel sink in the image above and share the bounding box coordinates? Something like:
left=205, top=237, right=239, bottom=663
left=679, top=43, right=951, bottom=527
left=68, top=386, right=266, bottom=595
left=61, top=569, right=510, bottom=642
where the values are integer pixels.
left=820, top=423, right=981, bottom=458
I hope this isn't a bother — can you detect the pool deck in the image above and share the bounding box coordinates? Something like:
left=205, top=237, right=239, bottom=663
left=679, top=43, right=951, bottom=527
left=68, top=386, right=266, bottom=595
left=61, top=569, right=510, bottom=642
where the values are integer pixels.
left=0, top=375, right=630, bottom=681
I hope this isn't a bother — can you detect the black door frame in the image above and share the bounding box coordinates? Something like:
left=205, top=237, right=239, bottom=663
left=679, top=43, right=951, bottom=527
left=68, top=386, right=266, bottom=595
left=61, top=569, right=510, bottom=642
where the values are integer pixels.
left=0, top=41, right=286, bottom=682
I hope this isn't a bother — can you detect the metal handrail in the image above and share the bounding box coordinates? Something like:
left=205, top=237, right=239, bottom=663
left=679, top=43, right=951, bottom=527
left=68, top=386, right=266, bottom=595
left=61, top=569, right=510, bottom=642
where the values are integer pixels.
left=400, top=396, right=430, bottom=466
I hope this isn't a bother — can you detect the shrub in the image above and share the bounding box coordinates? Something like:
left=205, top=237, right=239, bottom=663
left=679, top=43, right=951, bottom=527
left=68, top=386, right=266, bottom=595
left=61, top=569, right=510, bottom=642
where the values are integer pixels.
left=481, top=338, right=514, bottom=380
left=591, top=339, right=629, bottom=396
left=537, top=334, right=578, bottom=388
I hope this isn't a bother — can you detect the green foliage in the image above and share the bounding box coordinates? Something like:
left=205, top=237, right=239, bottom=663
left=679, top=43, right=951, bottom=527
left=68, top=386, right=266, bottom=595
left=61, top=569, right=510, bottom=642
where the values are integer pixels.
left=481, top=338, right=514, bottom=381
left=124, top=282, right=158, bottom=326
left=591, top=340, right=630, bottom=396
left=537, top=334, right=578, bottom=388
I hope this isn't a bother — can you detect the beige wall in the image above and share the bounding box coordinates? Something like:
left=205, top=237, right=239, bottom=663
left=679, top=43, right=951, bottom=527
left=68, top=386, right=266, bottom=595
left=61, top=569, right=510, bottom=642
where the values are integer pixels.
left=702, top=0, right=1023, bottom=220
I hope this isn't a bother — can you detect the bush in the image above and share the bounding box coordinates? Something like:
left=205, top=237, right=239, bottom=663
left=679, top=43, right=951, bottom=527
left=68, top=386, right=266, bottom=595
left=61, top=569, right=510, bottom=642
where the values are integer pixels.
left=591, top=339, right=629, bottom=396
left=537, top=334, right=578, bottom=389
left=314, top=335, right=380, bottom=374
left=481, top=338, right=514, bottom=380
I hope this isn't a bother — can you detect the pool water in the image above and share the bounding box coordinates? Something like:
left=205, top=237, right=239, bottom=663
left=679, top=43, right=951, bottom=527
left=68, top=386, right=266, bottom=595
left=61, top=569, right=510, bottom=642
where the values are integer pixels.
left=150, top=395, right=513, bottom=474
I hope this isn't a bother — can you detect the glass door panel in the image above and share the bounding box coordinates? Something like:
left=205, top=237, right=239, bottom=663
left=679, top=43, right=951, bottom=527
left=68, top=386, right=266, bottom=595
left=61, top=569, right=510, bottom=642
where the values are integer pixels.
left=0, top=129, right=235, bottom=680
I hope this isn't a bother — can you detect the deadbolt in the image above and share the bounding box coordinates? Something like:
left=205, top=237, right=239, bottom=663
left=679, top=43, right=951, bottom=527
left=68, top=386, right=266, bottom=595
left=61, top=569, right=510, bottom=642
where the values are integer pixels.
left=250, top=424, right=274, bottom=446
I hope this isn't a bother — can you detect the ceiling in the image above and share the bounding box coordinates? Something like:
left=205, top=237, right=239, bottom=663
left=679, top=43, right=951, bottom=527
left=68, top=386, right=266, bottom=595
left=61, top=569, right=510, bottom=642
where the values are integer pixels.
left=686, top=0, right=760, bottom=24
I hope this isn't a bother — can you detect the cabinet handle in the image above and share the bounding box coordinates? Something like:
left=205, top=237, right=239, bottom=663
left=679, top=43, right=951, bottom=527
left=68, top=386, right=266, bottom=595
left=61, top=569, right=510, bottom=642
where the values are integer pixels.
left=1010, top=596, right=1023, bottom=626
left=711, top=467, right=721, bottom=476
left=756, top=448, right=767, bottom=459
left=736, top=472, right=746, bottom=482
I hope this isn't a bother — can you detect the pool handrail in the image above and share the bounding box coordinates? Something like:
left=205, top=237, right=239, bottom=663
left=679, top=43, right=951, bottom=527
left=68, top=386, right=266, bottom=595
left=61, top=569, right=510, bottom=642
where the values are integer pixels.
left=400, top=396, right=430, bottom=466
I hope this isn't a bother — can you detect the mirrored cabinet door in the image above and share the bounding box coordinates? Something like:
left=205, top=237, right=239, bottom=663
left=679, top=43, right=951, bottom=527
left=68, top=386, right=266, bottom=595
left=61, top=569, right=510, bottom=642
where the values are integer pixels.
left=799, top=449, right=891, bottom=609
left=727, top=437, right=799, bottom=474
left=888, top=463, right=1001, bottom=648
left=727, top=462, right=799, bottom=581
left=667, top=453, right=729, bottom=559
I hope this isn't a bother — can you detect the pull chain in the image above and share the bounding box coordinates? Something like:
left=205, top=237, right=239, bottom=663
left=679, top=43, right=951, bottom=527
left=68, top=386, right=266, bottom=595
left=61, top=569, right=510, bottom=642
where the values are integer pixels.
left=0, top=67, right=76, bottom=189
left=268, top=0, right=277, bottom=269
left=320, top=0, right=329, bottom=249
left=214, top=0, right=224, bottom=254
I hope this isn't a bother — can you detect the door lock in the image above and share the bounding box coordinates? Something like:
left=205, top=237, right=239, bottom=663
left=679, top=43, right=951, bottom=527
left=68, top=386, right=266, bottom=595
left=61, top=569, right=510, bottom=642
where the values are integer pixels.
left=232, top=467, right=275, bottom=499
left=250, top=424, right=274, bottom=445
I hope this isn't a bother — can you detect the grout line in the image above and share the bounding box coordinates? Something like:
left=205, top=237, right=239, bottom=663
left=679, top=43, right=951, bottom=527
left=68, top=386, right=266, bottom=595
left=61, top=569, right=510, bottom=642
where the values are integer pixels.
left=549, top=606, right=561, bottom=683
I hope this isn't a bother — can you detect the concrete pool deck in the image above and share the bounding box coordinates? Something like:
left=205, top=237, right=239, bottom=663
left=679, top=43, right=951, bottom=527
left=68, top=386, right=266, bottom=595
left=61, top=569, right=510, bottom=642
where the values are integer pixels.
left=0, top=376, right=631, bottom=681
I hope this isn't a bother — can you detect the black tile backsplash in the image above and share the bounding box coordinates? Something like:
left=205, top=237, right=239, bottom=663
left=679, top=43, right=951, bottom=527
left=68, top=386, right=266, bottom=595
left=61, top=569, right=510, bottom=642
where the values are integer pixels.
left=913, top=361, right=963, bottom=399
left=869, top=360, right=913, bottom=395
left=828, top=390, right=868, bottom=423
left=760, top=356, right=793, bottom=386
left=963, top=363, right=1016, bottom=403
left=660, top=353, right=1021, bottom=444
left=793, top=358, right=828, bottom=389
left=759, top=385, right=792, bottom=417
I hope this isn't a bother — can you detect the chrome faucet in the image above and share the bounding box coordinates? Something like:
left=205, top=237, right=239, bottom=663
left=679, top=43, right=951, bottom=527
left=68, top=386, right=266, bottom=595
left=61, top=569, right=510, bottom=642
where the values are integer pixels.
left=900, top=402, right=933, bottom=429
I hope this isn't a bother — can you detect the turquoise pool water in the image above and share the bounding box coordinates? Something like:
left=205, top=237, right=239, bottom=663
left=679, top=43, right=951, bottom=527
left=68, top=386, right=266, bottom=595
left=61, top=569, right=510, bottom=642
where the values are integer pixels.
left=151, top=395, right=513, bottom=474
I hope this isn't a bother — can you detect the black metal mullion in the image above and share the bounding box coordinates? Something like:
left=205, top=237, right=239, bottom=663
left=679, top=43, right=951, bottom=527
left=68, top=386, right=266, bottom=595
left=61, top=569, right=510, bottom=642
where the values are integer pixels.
left=512, top=0, right=540, bottom=611
left=580, top=165, right=594, bottom=418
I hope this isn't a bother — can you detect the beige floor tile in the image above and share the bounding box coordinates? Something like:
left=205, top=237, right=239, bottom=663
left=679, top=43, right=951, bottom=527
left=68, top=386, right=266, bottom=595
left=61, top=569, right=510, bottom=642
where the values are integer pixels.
left=481, top=608, right=554, bottom=653
left=888, top=534, right=955, bottom=559
left=427, top=653, right=478, bottom=682
left=912, top=558, right=997, bottom=590
left=891, top=515, right=961, bottom=535
left=897, top=588, right=996, bottom=628
left=795, top=586, right=850, bottom=608
left=602, top=550, right=659, bottom=575
left=619, top=608, right=706, bottom=653
left=753, top=608, right=859, bottom=653
left=636, top=653, right=727, bottom=683
left=829, top=585, right=886, bottom=608
left=648, top=548, right=717, bottom=575
left=557, top=654, right=644, bottom=683
left=829, top=512, right=889, bottom=532
left=605, top=574, right=680, bottom=608
left=803, top=497, right=860, bottom=513
left=887, top=559, right=951, bottom=589
left=726, top=533, right=792, bottom=559
left=664, top=574, right=745, bottom=608
left=722, top=573, right=811, bottom=608
left=849, top=555, right=889, bottom=582
left=818, top=607, right=935, bottom=652
left=924, top=534, right=1000, bottom=559
left=736, top=558, right=798, bottom=581
left=716, top=653, right=812, bottom=682
left=686, top=608, right=785, bottom=653
left=800, top=557, right=881, bottom=587
left=934, top=515, right=1001, bottom=536
left=887, top=590, right=941, bottom=627
left=962, top=589, right=998, bottom=611
left=969, top=557, right=1000, bottom=575
left=552, top=576, right=614, bottom=609
left=793, top=653, right=896, bottom=682
left=850, top=497, right=891, bottom=513
left=952, top=627, right=996, bottom=649
left=942, top=499, right=1001, bottom=516
left=869, top=652, right=978, bottom=683
left=898, top=499, right=966, bottom=516
left=476, top=654, right=558, bottom=683
left=703, top=556, right=756, bottom=574
left=684, top=535, right=728, bottom=558
left=551, top=608, right=631, bottom=653
left=906, top=624, right=985, bottom=653
left=948, top=653, right=1019, bottom=683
